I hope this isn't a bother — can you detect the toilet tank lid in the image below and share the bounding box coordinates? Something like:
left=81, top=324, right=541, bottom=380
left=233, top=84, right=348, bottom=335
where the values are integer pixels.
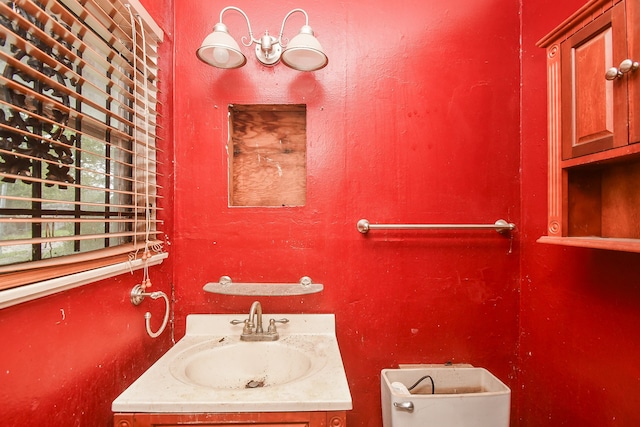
left=397, top=363, right=474, bottom=369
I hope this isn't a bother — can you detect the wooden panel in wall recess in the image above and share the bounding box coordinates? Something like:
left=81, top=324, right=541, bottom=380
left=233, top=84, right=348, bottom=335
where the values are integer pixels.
left=228, top=104, right=307, bottom=207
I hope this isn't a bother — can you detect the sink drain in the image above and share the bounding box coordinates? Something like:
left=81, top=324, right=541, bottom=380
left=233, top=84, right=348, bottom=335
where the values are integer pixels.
left=245, top=379, right=265, bottom=389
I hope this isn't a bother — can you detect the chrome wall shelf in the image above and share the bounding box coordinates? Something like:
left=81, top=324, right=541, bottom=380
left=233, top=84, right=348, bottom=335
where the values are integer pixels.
left=203, top=276, right=323, bottom=296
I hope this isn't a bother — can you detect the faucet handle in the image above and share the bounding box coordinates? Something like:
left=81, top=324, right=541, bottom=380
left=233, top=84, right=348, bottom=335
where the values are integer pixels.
left=231, top=318, right=255, bottom=335
left=242, top=319, right=255, bottom=335
left=267, top=318, right=289, bottom=334
left=267, top=319, right=277, bottom=334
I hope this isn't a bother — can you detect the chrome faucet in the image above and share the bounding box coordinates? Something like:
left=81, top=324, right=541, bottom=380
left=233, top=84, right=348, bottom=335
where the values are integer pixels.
left=233, top=300, right=288, bottom=341
left=246, top=300, right=264, bottom=335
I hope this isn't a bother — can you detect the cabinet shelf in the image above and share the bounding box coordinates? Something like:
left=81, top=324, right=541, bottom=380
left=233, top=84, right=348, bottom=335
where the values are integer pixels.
left=561, top=143, right=640, bottom=169
left=538, top=236, right=640, bottom=253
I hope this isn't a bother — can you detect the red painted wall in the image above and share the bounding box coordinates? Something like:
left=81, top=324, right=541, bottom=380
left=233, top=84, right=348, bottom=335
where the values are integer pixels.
left=520, top=0, right=640, bottom=425
left=174, top=1, right=520, bottom=426
left=0, top=1, right=174, bottom=425
left=4, top=1, right=637, bottom=426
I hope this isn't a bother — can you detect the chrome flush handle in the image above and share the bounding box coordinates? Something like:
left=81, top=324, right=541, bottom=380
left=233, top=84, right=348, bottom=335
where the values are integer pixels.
left=393, top=401, right=414, bottom=412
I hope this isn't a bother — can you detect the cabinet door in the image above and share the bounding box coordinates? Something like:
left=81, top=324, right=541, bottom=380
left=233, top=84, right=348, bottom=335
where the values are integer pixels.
left=113, top=411, right=344, bottom=427
left=561, top=2, right=628, bottom=159
left=628, top=0, right=640, bottom=144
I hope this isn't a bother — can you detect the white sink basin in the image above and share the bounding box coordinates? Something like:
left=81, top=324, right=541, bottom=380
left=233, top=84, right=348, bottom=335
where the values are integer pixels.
left=112, top=314, right=352, bottom=413
left=170, top=338, right=322, bottom=389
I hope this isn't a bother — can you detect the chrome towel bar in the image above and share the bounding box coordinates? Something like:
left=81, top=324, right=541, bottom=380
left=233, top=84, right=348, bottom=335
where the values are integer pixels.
left=356, top=219, right=516, bottom=235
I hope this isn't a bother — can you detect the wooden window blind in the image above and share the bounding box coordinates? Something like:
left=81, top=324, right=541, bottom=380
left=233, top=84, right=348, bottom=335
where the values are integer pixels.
left=0, top=0, right=164, bottom=290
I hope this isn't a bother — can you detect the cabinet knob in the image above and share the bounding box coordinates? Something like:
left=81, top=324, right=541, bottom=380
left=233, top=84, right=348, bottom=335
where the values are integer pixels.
left=605, top=59, right=639, bottom=80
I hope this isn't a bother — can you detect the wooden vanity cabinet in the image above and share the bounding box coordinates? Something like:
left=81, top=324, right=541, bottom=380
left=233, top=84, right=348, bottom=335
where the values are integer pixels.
left=114, top=411, right=346, bottom=427
left=537, top=0, right=640, bottom=252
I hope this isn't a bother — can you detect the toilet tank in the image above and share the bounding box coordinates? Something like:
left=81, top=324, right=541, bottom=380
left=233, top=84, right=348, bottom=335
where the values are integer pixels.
left=381, top=365, right=511, bottom=427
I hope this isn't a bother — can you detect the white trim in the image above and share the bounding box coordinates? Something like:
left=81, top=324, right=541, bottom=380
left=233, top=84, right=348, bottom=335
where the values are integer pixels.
left=0, top=252, right=168, bottom=309
left=126, top=0, right=164, bottom=41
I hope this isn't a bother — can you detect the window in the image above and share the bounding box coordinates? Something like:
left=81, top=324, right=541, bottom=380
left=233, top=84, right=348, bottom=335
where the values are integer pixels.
left=0, top=0, right=164, bottom=290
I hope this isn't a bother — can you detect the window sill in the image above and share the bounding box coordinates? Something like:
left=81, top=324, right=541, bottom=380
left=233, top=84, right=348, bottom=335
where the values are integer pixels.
left=0, top=252, right=169, bottom=309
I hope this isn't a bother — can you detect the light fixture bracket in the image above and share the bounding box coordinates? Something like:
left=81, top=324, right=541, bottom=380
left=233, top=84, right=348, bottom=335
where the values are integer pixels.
left=255, top=35, right=282, bottom=66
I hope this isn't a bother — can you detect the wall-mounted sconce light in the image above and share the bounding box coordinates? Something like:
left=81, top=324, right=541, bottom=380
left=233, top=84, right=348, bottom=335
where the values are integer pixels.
left=196, top=6, right=328, bottom=71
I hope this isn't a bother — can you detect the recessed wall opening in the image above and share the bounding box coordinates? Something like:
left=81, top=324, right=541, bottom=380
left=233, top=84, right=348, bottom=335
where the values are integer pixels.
left=228, top=104, right=307, bottom=207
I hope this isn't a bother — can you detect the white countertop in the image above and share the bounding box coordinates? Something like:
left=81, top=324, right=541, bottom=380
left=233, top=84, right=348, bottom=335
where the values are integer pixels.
left=112, top=313, right=352, bottom=413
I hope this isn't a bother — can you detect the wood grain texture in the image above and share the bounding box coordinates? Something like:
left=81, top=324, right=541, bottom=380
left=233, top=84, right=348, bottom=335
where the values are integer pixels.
left=538, top=0, right=640, bottom=250
left=229, top=105, right=306, bottom=207
left=113, top=410, right=346, bottom=427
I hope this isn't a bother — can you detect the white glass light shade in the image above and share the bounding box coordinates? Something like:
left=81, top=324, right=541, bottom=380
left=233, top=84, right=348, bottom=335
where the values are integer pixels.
left=281, top=25, right=328, bottom=71
left=196, top=23, right=247, bottom=69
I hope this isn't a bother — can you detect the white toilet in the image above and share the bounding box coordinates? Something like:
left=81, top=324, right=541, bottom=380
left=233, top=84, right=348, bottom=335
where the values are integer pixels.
left=381, top=364, right=511, bottom=427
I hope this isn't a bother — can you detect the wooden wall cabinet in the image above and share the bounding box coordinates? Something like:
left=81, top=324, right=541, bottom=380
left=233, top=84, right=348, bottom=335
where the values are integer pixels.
left=114, top=411, right=346, bottom=427
left=537, top=0, right=640, bottom=252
